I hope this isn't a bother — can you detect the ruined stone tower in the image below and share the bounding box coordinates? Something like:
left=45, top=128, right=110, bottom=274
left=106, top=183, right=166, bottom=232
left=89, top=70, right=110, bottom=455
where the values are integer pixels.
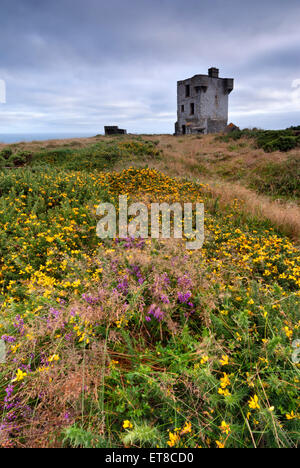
left=175, top=68, right=234, bottom=135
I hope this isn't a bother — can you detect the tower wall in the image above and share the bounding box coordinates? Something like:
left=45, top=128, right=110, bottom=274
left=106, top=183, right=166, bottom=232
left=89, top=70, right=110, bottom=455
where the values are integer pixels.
left=175, top=69, right=233, bottom=135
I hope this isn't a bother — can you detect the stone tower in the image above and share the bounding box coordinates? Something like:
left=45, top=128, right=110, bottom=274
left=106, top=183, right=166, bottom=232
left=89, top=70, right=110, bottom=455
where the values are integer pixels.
left=175, top=68, right=234, bottom=135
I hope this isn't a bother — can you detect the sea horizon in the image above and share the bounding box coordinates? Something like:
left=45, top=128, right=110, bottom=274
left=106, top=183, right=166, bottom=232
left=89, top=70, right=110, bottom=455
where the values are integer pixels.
left=0, top=132, right=99, bottom=144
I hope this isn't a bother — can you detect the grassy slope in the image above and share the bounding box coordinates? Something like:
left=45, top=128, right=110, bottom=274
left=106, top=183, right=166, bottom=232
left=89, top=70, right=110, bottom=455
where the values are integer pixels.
left=0, top=135, right=299, bottom=448
left=126, top=134, right=300, bottom=240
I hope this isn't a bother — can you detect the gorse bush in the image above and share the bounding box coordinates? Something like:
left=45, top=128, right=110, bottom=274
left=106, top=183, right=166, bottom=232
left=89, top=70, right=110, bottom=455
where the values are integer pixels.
left=0, top=167, right=111, bottom=290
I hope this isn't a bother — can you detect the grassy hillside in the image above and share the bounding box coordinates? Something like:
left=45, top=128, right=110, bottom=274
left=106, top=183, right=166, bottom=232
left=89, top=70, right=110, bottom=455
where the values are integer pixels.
left=0, top=135, right=299, bottom=448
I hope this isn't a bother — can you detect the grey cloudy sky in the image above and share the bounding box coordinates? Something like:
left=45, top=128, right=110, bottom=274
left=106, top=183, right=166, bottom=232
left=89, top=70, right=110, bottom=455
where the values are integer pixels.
left=0, top=0, right=300, bottom=134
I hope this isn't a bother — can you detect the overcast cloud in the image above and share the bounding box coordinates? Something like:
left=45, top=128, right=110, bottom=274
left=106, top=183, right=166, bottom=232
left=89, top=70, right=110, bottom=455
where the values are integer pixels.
left=0, top=0, right=300, bottom=134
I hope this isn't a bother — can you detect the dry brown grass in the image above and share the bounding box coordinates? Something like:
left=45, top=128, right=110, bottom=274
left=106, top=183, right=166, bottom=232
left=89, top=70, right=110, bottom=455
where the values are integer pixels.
left=200, top=180, right=300, bottom=241
left=142, top=134, right=296, bottom=179
left=0, top=135, right=107, bottom=152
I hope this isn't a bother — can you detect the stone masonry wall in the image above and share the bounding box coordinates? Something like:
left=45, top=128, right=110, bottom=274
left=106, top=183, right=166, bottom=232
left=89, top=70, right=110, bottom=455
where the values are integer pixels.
left=175, top=69, right=233, bottom=135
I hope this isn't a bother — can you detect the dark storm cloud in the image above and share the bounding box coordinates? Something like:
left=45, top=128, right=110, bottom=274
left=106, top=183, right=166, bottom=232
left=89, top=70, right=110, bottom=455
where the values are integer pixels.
left=0, top=0, right=300, bottom=133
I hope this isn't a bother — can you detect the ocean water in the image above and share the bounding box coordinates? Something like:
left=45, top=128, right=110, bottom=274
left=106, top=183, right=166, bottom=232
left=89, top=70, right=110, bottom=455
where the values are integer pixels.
left=0, top=133, right=98, bottom=144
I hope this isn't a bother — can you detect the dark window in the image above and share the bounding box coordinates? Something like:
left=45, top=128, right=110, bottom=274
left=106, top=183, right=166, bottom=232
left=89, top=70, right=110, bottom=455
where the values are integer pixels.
left=181, top=105, right=184, bottom=112
left=185, top=85, right=190, bottom=97
left=190, top=103, right=195, bottom=115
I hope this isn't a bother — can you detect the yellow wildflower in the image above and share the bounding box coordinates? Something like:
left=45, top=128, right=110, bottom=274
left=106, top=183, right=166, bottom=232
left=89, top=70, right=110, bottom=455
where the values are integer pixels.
left=283, top=327, right=293, bottom=339
left=286, top=411, right=297, bottom=420
left=200, top=355, right=209, bottom=365
left=167, top=431, right=180, bottom=447
left=218, top=388, right=231, bottom=396
left=220, top=421, right=231, bottom=435
left=248, top=394, right=260, bottom=410
left=219, top=355, right=229, bottom=366
left=220, top=372, right=231, bottom=389
left=47, top=354, right=60, bottom=363
left=123, top=420, right=133, bottom=429
left=12, top=368, right=27, bottom=382
left=216, top=440, right=225, bottom=448
left=181, top=421, right=192, bottom=435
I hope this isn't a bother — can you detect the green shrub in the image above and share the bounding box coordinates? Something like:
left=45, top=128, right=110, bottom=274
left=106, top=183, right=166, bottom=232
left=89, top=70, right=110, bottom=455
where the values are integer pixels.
left=257, top=133, right=299, bottom=152
left=63, top=425, right=108, bottom=448
left=19, top=139, right=162, bottom=171
left=250, top=156, right=300, bottom=198
left=217, top=128, right=300, bottom=153
left=0, top=149, right=31, bottom=168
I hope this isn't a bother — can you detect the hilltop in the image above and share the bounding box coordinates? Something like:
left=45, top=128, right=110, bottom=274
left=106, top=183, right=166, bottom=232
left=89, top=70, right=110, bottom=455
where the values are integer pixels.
left=2, top=131, right=300, bottom=238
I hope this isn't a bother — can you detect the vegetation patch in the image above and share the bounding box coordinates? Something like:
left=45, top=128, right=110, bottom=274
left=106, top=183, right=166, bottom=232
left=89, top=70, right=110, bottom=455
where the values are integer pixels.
left=34, top=140, right=160, bottom=171
left=250, top=156, right=300, bottom=199
left=0, top=148, right=32, bottom=169
left=0, top=139, right=299, bottom=448
left=217, top=127, right=300, bottom=153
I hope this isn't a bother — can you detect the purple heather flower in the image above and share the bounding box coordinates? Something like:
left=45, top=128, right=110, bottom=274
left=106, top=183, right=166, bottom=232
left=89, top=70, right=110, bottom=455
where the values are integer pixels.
left=1, top=335, right=16, bottom=343
left=116, top=277, right=129, bottom=295
left=116, top=236, right=146, bottom=250
left=82, top=293, right=99, bottom=305
left=178, top=291, right=192, bottom=303
left=160, top=294, right=170, bottom=304
left=64, top=332, right=73, bottom=342
left=162, top=273, right=170, bottom=285
left=4, top=385, right=14, bottom=400
left=13, top=315, right=25, bottom=335
left=128, top=264, right=145, bottom=284
left=49, top=307, right=60, bottom=319
left=177, top=274, right=193, bottom=290
left=110, top=259, right=119, bottom=272
left=148, top=304, right=165, bottom=322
